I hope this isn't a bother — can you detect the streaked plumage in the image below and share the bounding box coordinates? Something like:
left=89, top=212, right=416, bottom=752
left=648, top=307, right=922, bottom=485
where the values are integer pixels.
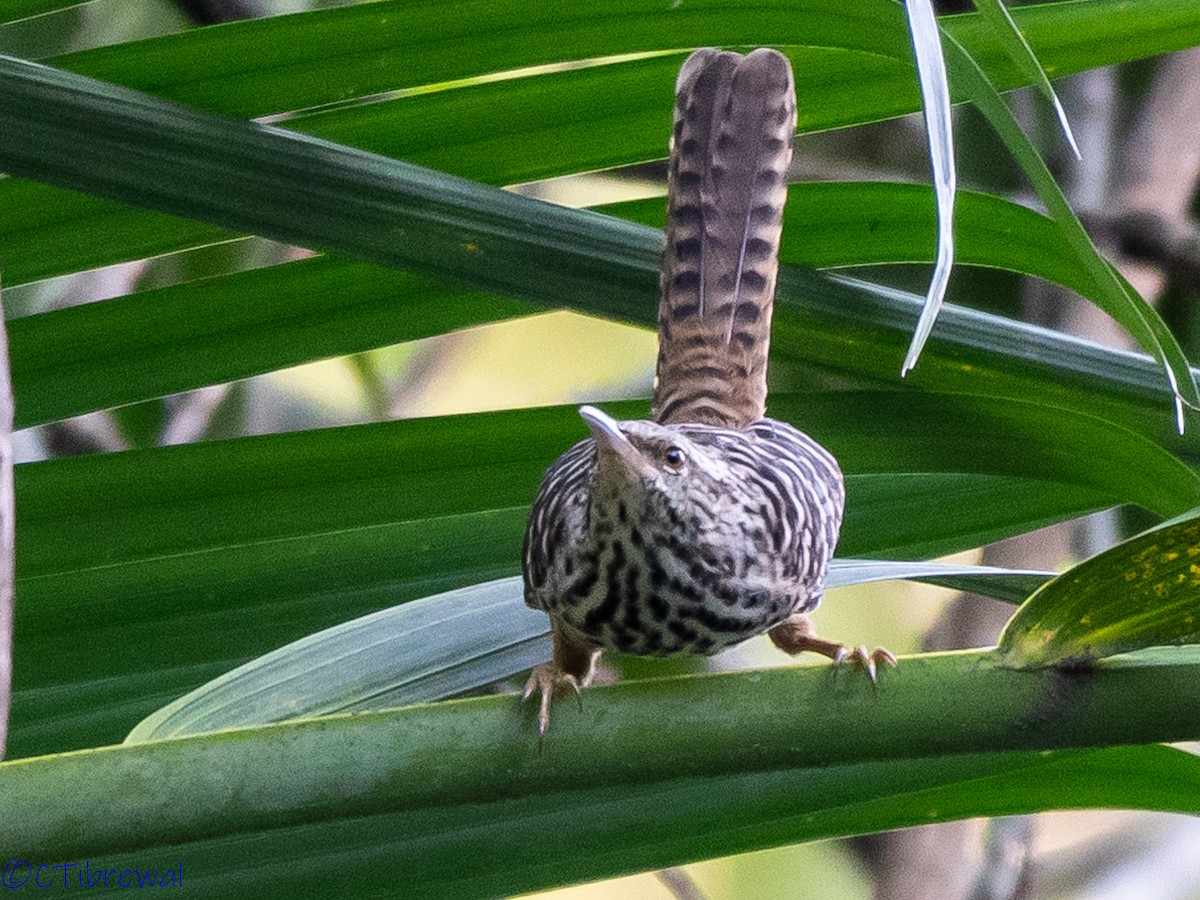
left=520, top=48, right=885, bottom=735
left=523, top=413, right=842, bottom=656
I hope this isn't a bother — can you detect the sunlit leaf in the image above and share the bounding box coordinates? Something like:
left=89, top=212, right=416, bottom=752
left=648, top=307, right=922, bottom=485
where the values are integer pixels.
left=999, top=509, right=1200, bottom=669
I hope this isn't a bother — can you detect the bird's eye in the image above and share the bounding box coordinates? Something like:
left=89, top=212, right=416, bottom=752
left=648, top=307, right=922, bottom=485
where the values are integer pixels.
left=664, top=446, right=686, bottom=470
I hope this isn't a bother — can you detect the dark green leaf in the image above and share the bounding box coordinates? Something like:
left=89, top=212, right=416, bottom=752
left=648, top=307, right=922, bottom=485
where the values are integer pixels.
left=8, top=391, right=1136, bottom=756
left=606, top=184, right=1092, bottom=297
left=943, top=32, right=1197, bottom=421
left=972, top=0, right=1079, bottom=155
left=4, top=650, right=1200, bottom=899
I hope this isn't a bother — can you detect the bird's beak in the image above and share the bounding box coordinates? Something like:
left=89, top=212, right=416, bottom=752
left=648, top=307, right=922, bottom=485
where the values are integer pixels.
left=578, top=406, right=655, bottom=479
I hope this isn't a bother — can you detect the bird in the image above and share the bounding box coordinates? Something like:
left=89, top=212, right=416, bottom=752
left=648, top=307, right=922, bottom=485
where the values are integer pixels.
left=521, top=47, right=894, bottom=735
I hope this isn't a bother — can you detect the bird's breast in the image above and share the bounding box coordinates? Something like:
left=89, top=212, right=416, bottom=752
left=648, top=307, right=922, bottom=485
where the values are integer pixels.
left=548, top=521, right=814, bottom=656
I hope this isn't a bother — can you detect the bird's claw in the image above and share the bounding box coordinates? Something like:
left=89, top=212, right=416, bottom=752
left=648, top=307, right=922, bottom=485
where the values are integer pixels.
left=523, top=662, right=583, bottom=736
left=832, top=645, right=898, bottom=682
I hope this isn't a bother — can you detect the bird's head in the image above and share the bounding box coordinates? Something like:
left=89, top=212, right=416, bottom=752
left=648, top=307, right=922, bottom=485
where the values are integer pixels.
left=578, top=405, right=727, bottom=507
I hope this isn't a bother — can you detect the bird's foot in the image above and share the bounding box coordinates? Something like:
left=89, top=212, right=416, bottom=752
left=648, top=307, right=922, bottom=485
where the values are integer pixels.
left=522, top=661, right=585, bottom=736
left=522, top=624, right=601, bottom=737
left=769, top=614, right=897, bottom=682
left=829, top=644, right=898, bottom=682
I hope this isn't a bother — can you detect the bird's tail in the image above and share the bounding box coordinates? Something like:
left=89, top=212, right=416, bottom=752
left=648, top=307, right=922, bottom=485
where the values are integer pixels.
left=653, top=48, right=796, bottom=429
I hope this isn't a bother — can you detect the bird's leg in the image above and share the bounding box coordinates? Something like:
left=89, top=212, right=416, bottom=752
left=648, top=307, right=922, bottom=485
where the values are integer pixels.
left=523, top=620, right=601, bottom=735
left=769, top=613, right=897, bottom=682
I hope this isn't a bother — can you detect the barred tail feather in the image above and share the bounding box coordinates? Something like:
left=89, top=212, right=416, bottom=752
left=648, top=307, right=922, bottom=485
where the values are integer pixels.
left=653, top=48, right=797, bottom=428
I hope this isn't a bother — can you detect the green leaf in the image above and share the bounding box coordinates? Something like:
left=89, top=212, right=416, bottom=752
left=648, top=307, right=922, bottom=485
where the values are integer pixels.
left=16, top=392, right=1175, bottom=587
left=840, top=473, right=1105, bottom=561
left=7, top=392, right=1135, bottom=756
left=127, top=561, right=1051, bottom=743
left=7, top=173, right=1190, bottom=442
left=0, top=56, right=666, bottom=361
left=998, top=509, right=1200, bottom=668
left=0, top=746, right=1189, bottom=897
left=943, top=32, right=1198, bottom=425
left=0, top=178, right=234, bottom=288
left=785, top=269, right=1198, bottom=455
left=7, top=0, right=1200, bottom=288
left=778, top=392, right=1200, bottom=522
left=832, top=560, right=1051, bottom=605
left=605, top=184, right=1094, bottom=297
left=4, top=651, right=1200, bottom=899
left=0, top=0, right=81, bottom=23
left=972, top=0, right=1080, bottom=156
left=8, top=257, right=536, bottom=428
left=124, top=577, right=545, bottom=742
left=1, top=54, right=1192, bottom=451
left=47, top=0, right=1200, bottom=122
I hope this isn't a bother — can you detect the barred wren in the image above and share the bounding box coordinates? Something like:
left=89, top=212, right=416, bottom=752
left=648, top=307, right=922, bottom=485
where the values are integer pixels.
left=521, top=48, right=893, bottom=734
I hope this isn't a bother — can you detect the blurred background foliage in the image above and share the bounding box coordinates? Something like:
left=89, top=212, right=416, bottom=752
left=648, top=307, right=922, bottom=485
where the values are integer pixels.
left=1, top=0, right=1200, bottom=898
